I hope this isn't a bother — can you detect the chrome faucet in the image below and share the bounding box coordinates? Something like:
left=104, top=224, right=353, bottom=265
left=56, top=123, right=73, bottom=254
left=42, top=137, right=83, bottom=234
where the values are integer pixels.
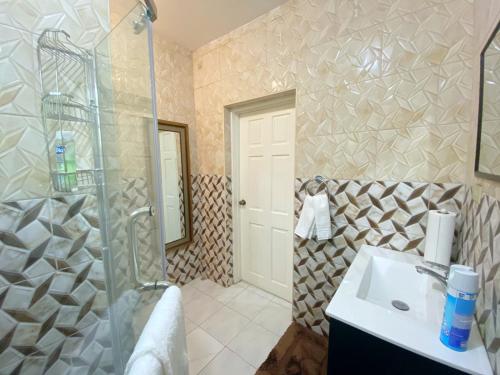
left=415, top=262, right=449, bottom=288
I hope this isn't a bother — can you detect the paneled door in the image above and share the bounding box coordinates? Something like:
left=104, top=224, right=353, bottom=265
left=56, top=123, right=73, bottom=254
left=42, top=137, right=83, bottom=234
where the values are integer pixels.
left=239, top=107, right=295, bottom=301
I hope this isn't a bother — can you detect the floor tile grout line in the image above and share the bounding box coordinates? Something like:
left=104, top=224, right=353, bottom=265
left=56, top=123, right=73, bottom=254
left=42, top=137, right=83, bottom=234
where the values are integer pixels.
left=193, top=332, right=225, bottom=375
left=223, top=297, right=274, bottom=324
left=185, top=278, right=293, bottom=308
left=184, top=278, right=292, bottom=338
left=188, top=325, right=225, bottom=375
left=221, top=319, right=282, bottom=370
left=224, top=345, right=258, bottom=370
left=185, top=279, right=251, bottom=304
left=190, top=323, right=255, bottom=374
left=184, top=278, right=293, bottom=373
left=194, top=340, right=257, bottom=375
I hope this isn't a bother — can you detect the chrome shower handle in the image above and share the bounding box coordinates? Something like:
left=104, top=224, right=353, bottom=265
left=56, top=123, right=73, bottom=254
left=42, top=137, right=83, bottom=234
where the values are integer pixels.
left=127, top=205, right=171, bottom=291
left=127, top=205, right=154, bottom=288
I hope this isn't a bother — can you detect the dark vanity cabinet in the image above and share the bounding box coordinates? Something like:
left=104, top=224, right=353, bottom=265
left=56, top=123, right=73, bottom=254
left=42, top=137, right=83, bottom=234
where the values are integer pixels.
left=327, top=319, right=467, bottom=375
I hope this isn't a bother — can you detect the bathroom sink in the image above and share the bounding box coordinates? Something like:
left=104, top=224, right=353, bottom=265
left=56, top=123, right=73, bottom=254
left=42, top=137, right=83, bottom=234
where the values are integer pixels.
left=356, top=252, right=445, bottom=324
left=326, top=245, right=492, bottom=375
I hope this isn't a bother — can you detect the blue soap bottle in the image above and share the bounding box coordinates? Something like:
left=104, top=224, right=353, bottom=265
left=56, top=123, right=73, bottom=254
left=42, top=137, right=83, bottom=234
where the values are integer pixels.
left=439, top=266, right=479, bottom=351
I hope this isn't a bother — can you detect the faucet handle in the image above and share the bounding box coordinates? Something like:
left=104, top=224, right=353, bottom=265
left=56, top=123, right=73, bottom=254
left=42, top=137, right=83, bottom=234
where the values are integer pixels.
left=415, top=265, right=448, bottom=288
left=423, top=261, right=450, bottom=275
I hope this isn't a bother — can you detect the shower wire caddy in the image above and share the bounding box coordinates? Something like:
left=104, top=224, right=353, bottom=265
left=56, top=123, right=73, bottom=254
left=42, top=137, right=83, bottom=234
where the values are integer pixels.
left=37, top=29, right=99, bottom=194
left=41, top=92, right=92, bottom=123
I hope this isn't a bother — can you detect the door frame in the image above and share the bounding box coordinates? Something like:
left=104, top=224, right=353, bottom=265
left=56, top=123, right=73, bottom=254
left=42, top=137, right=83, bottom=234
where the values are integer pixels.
left=227, top=90, right=296, bottom=286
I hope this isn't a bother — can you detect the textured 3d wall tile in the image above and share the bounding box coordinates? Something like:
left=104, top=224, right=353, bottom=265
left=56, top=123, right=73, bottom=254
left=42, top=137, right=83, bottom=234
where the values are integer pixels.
left=191, top=0, right=473, bottom=183
left=293, top=177, right=465, bottom=336
left=459, top=192, right=500, bottom=374
left=0, top=196, right=112, bottom=374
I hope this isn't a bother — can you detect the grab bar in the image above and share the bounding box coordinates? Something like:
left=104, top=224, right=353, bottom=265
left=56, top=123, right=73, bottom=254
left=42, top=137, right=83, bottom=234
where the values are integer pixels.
left=127, top=205, right=170, bottom=291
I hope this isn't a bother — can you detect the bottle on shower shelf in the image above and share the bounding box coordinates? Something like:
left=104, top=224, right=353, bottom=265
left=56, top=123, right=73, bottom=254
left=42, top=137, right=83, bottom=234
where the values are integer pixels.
left=55, top=130, right=77, bottom=192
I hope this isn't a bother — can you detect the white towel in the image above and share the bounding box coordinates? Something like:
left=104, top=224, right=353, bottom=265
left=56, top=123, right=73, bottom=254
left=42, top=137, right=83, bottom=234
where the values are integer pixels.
left=295, top=195, right=315, bottom=239
left=125, top=286, right=188, bottom=375
left=127, top=353, right=164, bottom=374
left=312, top=193, right=332, bottom=240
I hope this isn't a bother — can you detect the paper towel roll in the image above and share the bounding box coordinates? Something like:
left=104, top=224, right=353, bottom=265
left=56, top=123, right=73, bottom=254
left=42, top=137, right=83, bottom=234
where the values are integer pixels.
left=424, top=209, right=456, bottom=267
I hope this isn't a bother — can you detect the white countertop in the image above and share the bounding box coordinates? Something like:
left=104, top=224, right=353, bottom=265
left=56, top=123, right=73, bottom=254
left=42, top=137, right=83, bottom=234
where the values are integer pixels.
left=326, top=245, right=492, bottom=375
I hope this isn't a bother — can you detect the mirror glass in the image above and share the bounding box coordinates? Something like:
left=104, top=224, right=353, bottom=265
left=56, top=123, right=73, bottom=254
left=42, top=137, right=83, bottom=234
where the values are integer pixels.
left=158, top=121, right=192, bottom=248
left=476, top=23, right=500, bottom=180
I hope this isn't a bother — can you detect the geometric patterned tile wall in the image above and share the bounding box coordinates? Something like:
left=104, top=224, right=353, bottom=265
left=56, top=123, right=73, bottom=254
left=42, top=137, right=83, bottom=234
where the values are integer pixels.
left=293, top=178, right=466, bottom=336
left=188, top=0, right=478, bottom=344
left=165, top=176, right=202, bottom=285
left=0, top=0, right=110, bottom=203
left=0, top=176, right=195, bottom=375
left=458, top=191, right=500, bottom=373
left=0, top=179, right=478, bottom=373
left=0, top=195, right=112, bottom=375
left=121, top=178, right=162, bottom=283
left=192, top=0, right=474, bottom=183
left=199, top=175, right=233, bottom=287
left=109, top=174, right=234, bottom=288
left=224, top=176, right=234, bottom=284
left=179, top=178, right=186, bottom=238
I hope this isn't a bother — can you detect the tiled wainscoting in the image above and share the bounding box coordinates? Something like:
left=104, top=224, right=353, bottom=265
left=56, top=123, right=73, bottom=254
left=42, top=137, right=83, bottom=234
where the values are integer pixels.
left=172, top=175, right=469, bottom=336
left=166, top=175, right=203, bottom=284
left=0, top=195, right=112, bottom=374
left=0, top=172, right=234, bottom=375
left=198, top=176, right=233, bottom=286
left=293, top=178, right=500, bottom=372
left=166, top=175, right=233, bottom=287
left=4, top=174, right=493, bottom=374
left=0, top=177, right=167, bottom=375
left=164, top=174, right=500, bottom=373
left=459, top=191, right=500, bottom=372
left=293, top=178, right=466, bottom=336
left=122, top=178, right=162, bottom=282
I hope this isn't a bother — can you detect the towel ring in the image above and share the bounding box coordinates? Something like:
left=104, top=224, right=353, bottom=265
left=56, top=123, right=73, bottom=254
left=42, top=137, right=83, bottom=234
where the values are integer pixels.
left=306, top=176, right=328, bottom=196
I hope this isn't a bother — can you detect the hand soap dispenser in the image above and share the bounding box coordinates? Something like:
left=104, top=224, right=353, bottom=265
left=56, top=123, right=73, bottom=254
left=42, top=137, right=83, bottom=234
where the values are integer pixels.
left=439, top=267, right=479, bottom=351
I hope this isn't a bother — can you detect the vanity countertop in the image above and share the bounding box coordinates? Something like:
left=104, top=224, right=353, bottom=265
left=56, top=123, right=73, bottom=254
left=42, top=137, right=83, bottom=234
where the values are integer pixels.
left=326, top=245, right=492, bottom=375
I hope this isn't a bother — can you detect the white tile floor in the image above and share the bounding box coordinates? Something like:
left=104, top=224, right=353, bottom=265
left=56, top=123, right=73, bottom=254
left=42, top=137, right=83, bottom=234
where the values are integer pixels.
left=182, top=279, right=293, bottom=375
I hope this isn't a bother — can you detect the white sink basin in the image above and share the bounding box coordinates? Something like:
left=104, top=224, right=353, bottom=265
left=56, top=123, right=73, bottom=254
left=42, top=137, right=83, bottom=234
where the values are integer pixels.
left=356, top=253, right=445, bottom=325
left=326, top=245, right=492, bottom=375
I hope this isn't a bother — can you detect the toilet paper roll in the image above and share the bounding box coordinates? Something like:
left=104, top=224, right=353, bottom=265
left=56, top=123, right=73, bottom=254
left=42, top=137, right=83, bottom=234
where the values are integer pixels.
left=424, top=209, right=457, bottom=267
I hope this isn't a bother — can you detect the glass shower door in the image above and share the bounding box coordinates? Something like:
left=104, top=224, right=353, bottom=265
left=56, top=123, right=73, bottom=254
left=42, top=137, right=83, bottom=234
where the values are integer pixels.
left=0, top=1, right=163, bottom=374
left=93, top=3, right=166, bottom=373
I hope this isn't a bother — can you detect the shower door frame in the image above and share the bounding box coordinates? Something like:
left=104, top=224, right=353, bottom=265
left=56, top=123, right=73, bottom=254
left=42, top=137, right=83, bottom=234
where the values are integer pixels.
left=93, top=0, right=167, bottom=289
left=146, top=17, right=167, bottom=266
left=89, top=2, right=166, bottom=372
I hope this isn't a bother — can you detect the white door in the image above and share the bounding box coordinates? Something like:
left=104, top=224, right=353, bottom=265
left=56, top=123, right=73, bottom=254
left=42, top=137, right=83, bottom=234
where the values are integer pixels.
left=159, top=131, right=182, bottom=243
left=239, top=108, right=295, bottom=301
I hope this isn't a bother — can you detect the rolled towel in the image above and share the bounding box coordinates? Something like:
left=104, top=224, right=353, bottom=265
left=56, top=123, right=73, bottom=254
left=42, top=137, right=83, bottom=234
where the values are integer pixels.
left=125, top=286, right=188, bottom=375
left=312, top=193, right=332, bottom=241
left=126, top=353, right=164, bottom=374
left=295, top=195, right=315, bottom=239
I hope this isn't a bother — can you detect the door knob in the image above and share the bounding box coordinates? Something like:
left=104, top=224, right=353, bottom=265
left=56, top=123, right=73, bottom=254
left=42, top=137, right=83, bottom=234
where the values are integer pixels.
left=239, top=199, right=246, bottom=206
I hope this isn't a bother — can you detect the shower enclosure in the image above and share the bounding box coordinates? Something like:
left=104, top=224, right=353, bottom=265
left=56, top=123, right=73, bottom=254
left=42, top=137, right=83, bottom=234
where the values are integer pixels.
left=0, top=1, right=166, bottom=374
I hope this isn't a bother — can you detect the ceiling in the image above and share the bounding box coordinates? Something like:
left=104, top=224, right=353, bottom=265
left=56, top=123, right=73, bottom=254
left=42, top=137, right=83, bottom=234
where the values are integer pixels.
left=152, top=0, right=288, bottom=51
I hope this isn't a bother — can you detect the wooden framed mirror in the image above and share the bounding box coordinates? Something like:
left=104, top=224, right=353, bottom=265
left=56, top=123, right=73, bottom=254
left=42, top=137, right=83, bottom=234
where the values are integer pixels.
left=158, top=120, right=193, bottom=250
left=475, top=21, right=500, bottom=181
